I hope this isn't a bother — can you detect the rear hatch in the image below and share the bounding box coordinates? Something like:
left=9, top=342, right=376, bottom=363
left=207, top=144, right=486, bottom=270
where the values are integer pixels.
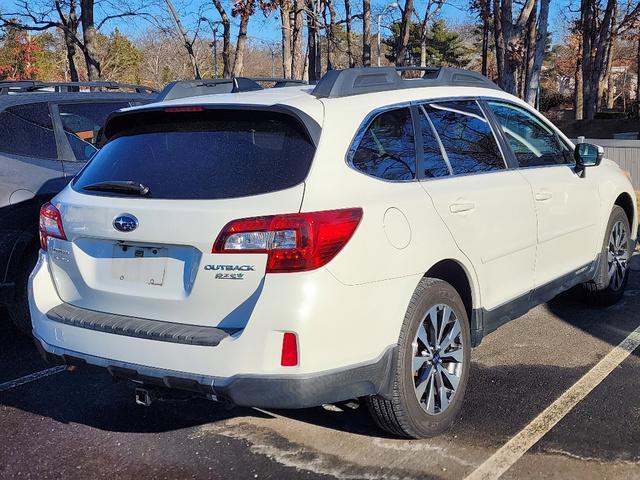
left=46, top=107, right=317, bottom=328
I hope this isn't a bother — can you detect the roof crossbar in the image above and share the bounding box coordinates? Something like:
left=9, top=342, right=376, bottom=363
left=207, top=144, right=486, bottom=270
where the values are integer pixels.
left=157, top=77, right=309, bottom=101
left=0, top=80, right=158, bottom=95
left=311, top=67, right=500, bottom=99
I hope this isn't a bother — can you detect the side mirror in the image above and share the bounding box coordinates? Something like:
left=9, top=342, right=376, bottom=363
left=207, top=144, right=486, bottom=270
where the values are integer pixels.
left=574, top=143, right=604, bottom=167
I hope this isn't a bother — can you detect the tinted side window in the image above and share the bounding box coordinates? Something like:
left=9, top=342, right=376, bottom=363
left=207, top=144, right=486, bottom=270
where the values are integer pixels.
left=417, top=106, right=450, bottom=178
left=488, top=101, right=572, bottom=167
left=424, top=100, right=504, bottom=175
left=0, top=103, right=57, bottom=159
left=58, top=102, right=130, bottom=161
left=350, top=107, right=416, bottom=181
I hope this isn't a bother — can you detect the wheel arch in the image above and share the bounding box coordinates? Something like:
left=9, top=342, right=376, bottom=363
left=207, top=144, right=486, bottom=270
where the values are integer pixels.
left=423, top=259, right=481, bottom=340
left=614, top=192, right=635, bottom=234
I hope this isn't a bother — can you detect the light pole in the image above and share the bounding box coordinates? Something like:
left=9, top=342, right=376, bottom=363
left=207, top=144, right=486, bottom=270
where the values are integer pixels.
left=201, top=17, right=221, bottom=78
left=377, top=2, right=399, bottom=67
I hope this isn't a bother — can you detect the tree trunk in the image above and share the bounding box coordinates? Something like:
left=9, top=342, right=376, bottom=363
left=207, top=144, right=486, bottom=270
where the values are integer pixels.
left=232, top=12, right=250, bottom=76
left=280, top=0, right=292, bottom=77
left=575, top=52, right=583, bottom=120
left=344, top=0, right=354, bottom=67
left=212, top=0, right=232, bottom=77
left=79, top=0, right=101, bottom=80
left=326, top=0, right=337, bottom=70
left=604, top=37, right=615, bottom=109
left=636, top=32, right=640, bottom=102
left=362, top=0, right=371, bottom=66
left=396, top=0, right=414, bottom=66
left=481, top=0, right=490, bottom=76
left=524, top=0, right=549, bottom=105
left=164, top=0, right=200, bottom=79
left=581, top=0, right=616, bottom=120
left=493, top=0, right=504, bottom=82
left=522, top=0, right=537, bottom=99
left=291, top=0, right=304, bottom=78
left=306, top=0, right=318, bottom=81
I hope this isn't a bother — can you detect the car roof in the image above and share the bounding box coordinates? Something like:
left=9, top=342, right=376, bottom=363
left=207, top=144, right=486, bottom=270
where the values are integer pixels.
left=0, top=92, right=157, bottom=109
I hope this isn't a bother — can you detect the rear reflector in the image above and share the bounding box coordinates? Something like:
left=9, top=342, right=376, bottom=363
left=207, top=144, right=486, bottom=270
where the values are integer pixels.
left=281, top=332, right=298, bottom=367
left=212, top=208, right=363, bottom=273
left=39, top=202, right=66, bottom=251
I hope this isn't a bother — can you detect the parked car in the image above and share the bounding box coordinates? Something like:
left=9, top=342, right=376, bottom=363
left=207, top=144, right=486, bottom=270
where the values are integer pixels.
left=29, top=67, right=636, bottom=438
left=0, top=81, right=157, bottom=334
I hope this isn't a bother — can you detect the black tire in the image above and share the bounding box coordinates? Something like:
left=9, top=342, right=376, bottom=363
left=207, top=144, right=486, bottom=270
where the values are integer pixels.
left=8, top=246, right=39, bottom=336
left=366, top=278, right=471, bottom=438
left=582, top=205, right=632, bottom=306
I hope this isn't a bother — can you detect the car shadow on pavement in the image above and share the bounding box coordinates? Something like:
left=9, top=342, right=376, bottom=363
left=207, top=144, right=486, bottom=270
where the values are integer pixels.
left=1, top=270, right=639, bottom=440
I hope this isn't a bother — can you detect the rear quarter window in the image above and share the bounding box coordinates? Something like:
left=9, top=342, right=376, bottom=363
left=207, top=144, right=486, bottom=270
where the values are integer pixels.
left=73, top=109, right=315, bottom=199
left=0, top=103, right=57, bottom=159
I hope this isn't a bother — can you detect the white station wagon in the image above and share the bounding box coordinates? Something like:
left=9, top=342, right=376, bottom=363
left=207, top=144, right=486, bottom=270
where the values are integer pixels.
left=30, top=67, right=636, bottom=438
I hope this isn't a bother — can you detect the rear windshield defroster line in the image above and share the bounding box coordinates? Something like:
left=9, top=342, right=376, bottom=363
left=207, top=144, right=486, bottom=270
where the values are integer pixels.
left=73, top=109, right=316, bottom=200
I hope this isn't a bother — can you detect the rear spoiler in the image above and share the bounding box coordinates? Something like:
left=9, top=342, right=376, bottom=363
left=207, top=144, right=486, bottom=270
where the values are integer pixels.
left=101, top=104, right=322, bottom=146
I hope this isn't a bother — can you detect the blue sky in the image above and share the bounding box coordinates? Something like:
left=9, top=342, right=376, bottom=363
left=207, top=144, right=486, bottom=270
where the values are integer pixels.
left=0, top=0, right=574, bottom=47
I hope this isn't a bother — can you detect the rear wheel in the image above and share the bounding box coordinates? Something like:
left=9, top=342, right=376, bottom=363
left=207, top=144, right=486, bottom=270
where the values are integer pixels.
left=582, top=206, right=632, bottom=306
left=8, top=246, right=38, bottom=336
left=366, top=278, right=470, bottom=438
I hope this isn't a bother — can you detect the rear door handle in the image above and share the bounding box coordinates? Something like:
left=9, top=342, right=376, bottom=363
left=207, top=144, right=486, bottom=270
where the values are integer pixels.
left=535, top=191, right=553, bottom=202
left=449, top=202, right=475, bottom=214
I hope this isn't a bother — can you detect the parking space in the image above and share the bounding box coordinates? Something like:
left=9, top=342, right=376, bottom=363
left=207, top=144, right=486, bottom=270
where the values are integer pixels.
left=2, top=271, right=640, bottom=479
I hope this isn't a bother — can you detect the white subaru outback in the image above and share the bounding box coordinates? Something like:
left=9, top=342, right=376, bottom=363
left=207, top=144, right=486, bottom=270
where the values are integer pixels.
left=29, top=67, right=636, bottom=438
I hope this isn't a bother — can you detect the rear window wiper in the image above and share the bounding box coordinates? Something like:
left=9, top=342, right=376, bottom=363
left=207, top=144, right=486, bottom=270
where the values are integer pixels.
left=82, top=180, right=151, bottom=197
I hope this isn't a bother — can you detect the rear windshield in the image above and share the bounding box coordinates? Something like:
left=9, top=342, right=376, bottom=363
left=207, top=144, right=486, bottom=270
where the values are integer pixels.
left=73, top=109, right=315, bottom=199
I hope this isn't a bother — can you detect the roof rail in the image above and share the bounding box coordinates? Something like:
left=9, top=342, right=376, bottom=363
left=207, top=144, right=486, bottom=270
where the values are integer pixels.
left=311, top=67, right=500, bottom=99
left=0, top=80, right=158, bottom=95
left=157, top=77, right=308, bottom=101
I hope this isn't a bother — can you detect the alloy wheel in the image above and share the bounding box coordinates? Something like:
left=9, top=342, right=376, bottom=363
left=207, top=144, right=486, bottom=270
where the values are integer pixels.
left=607, top=220, right=630, bottom=291
left=411, top=304, right=464, bottom=415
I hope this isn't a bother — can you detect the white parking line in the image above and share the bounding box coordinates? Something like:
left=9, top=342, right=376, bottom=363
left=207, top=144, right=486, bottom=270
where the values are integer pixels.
left=0, top=366, right=66, bottom=393
left=465, top=324, right=640, bottom=480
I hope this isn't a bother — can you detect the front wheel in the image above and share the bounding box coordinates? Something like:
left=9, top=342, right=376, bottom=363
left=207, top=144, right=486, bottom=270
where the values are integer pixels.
left=582, top=206, right=633, bottom=306
left=366, top=278, right=471, bottom=438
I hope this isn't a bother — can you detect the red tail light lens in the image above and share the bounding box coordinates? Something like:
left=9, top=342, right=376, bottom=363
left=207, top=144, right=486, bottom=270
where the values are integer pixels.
left=212, top=208, right=363, bottom=273
left=281, top=332, right=298, bottom=367
left=39, top=202, right=67, bottom=251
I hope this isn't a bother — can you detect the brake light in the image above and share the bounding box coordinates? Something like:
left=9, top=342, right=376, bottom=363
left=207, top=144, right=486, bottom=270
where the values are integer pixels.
left=39, top=202, right=66, bottom=251
left=212, top=208, right=363, bottom=273
left=164, top=106, right=205, bottom=113
left=281, top=332, right=298, bottom=367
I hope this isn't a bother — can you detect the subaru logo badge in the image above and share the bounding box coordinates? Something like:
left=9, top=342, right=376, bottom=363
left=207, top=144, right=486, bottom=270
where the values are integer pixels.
left=113, top=214, right=138, bottom=232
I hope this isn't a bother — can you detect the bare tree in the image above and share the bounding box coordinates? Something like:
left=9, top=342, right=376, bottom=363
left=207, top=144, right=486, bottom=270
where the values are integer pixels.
left=362, top=0, right=371, bottom=66
left=231, top=0, right=255, bottom=76
left=1, top=0, right=149, bottom=81
left=523, top=0, right=549, bottom=104
left=396, top=0, right=414, bottom=66
left=292, top=0, right=305, bottom=77
left=416, top=0, right=445, bottom=67
left=212, top=0, right=232, bottom=77
left=163, top=0, right=200, bottom=79
left=279, top=0, right=293, bottom=77
left=492, top=0, right=537, bottom=94
left=344, top=0, right=355, bottom=66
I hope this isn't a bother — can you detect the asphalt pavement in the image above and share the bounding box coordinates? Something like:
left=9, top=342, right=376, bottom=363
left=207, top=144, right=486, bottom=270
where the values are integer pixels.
left=2, top=268, right=640, bottom=479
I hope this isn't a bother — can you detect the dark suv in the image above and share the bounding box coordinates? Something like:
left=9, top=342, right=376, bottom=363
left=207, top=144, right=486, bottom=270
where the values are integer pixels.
left=0, top=81, right=157, bottom=334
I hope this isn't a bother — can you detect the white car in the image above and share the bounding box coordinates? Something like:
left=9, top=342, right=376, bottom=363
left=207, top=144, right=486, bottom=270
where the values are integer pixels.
left=29, top=67, right=636, bottom=438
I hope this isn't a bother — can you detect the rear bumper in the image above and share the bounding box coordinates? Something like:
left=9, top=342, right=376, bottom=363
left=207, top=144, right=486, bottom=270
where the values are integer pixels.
left=34, top=334, right=396, bottom=409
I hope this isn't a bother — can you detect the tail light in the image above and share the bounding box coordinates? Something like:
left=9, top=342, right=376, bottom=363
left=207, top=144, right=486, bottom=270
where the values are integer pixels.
left=212, top=208, right=363, bottom=273
left=39, top=202, right=66, bottom=251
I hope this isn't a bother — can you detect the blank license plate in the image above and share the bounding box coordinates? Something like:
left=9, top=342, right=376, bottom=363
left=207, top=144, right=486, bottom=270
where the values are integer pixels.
left=111, top=245, right=167, bottom=286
